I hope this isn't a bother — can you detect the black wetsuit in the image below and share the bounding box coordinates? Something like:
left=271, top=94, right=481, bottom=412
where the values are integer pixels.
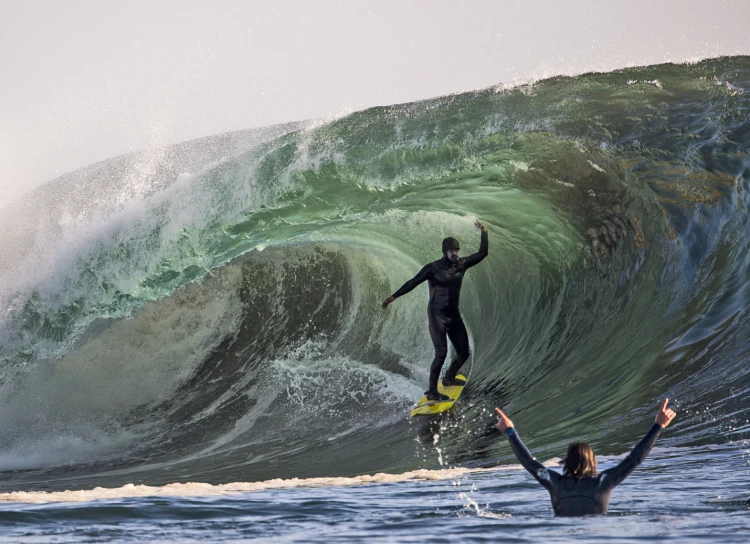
left=390, top=230, right=488, bottom=391
left=505, top=424, right=663, bottom=516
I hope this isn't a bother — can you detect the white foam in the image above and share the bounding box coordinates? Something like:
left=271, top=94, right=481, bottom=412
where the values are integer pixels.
left=269, top=342, right=422, bottom=409
left=0, top=265, right=245, bottom=471
left=587, top=160, right=607, bottom=173
left=625, top=79, right=663, bottom=89
left=0, top=127, right=307, bottom=367
left=510, top=160, right=530, bottom=172
left=458, top=491, right=511, bottom=519
left=0, top=467, right=506, bottom=504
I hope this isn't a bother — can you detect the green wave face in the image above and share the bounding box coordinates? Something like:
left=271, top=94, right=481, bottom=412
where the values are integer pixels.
left=0, top=57, right=749, bottom=486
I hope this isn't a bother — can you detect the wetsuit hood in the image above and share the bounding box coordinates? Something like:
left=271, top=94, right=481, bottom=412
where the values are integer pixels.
left=441, top=237, right=460, bottom=256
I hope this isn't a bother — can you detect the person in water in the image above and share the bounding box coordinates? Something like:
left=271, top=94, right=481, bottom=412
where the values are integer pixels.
left=382, top=220, right=488, bottom=401
left=493, top=399, right=677, bottom=516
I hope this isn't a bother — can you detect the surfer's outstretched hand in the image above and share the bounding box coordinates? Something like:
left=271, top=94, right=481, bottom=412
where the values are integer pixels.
left=381, top=296, right=395, bottom=310
left=655, top=398, right=677, bottom=428
left=475, top=220, right=487, bottom=232
left=494, top=407, right=514, bottom=432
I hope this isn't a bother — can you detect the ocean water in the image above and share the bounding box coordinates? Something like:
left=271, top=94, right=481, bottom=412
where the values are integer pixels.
left=1, top=57, right=749, bottom=541
left=0, top=446, right=747, bottom=542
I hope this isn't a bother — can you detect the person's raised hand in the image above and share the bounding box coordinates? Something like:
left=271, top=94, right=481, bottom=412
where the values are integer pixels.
left=475, top=220, right=487, bottom=232
left=382, top=296, right=395, bottom=310
left=655, top=398, right=677, bottom=428
left=494, top=407, right=514, bottom=433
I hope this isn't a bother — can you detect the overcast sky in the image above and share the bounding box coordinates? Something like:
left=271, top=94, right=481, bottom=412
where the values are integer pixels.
left=1, top=0, right=748, bottom=208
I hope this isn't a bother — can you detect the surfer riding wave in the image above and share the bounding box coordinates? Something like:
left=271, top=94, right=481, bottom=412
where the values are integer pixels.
left=382, top=220, right=488, bottom=401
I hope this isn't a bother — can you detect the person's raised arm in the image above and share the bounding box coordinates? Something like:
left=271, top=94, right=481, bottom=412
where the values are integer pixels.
left=600, top=399, right=676, bottom=491
left=382, top=263, right=432, bottom=309
left=495, top=407, right=557, bottom=491
left=463, top=221, right=488, bottom=269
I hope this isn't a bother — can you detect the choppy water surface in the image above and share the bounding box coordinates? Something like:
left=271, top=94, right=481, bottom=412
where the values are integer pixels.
left=0, top=446, right=747, bottom=542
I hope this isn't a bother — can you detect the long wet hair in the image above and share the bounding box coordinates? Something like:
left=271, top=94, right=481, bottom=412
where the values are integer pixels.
left=562, top=442, right=597, bottom=479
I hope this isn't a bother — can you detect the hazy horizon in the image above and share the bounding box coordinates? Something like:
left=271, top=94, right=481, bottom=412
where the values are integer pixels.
left=1, top=0, right=748, bottom=208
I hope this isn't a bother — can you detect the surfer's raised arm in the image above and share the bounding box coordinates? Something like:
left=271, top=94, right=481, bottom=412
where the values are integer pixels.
left=463, top=220, right=488, bottom=269
left=494, top=408, right=558, bottom=491
left=493, top=400, right=677, bottom=516
left=598, top=398, right=676, bottom=491
left=382, top=264, right=433, bottom=309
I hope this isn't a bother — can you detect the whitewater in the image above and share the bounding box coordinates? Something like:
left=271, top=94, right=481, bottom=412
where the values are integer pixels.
left=0, top=57, right=749, bottom=542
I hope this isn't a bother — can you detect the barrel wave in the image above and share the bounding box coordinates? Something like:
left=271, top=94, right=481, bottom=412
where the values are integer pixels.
left=1, top=57, right=749, bottom=491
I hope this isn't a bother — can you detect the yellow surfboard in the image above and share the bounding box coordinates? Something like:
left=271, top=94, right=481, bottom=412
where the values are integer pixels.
left=410, top=375, right=467, bottom=417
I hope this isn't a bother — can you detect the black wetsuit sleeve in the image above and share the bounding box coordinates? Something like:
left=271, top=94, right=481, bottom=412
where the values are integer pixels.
left=506, top=429, right=558, bottom=491
left=599, top=423, right=662, bottom=492
left=463, top=229, right=488, bottom=269
left=391, top=264, right=432, bottom=299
